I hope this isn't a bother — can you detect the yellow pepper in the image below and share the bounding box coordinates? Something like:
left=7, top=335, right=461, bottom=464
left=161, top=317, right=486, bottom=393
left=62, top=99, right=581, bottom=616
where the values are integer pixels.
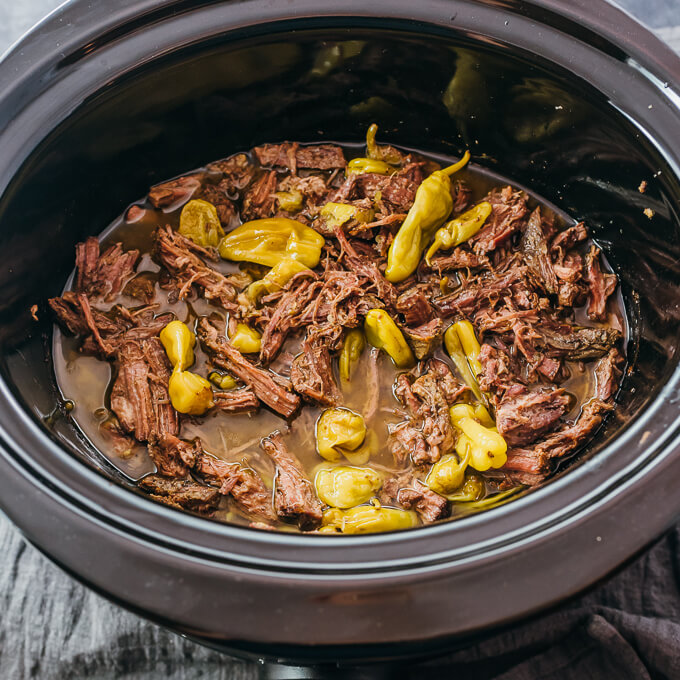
left=426, top=452, right=469, bottom=495
left=208, top=371, right=238, bottom=390
left=178, top=199, right=225, bottom=248
left=444, top=321, right=482, bottom=399
left=444, top=471, right=485, bottom=502
left=364, top=308, right=414, bottom=368
left=346, top=158, right=393, bottom=175
left=314, top=466, right=382, bottom=508
left=365, top=122, right=403, bottom=164
left=473, top=403, right=495, bottom=428
left=339, top=328, right=366, bottom=382
left=318, top=201, right=375, bottom=230
left=246, top=258, right=311, bottom=301
left=321, top=503, right=418, bottom=534
left=316, top=408, right=367, bottom=462
left=343, top=429, right=378, bottom=465
left=218, top=217, right=325, bottom=268
left=425, top=201, right=493, bottom=263
left=229, top=323, right=262, bottom=354
left=160, top=320, right=214, bottom=415
left=168, top=370, right=214, bottom=415
left=160, top=320, right=195, bottom=371
left=275, top=190, right=303, bottom=213
left=450, top=403, right=507, bottom=471
left=385, top=151, right=470, bottom=282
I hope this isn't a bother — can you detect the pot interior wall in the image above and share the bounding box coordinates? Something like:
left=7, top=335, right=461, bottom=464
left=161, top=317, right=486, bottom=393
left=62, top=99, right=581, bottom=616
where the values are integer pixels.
left=0, top=25, right=678, bottom=491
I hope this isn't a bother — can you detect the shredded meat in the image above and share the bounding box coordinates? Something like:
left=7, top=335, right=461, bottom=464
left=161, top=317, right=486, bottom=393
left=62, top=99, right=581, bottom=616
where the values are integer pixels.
left=254, top=143, right=346, bottom=171
left=389, top=359, right=466, bottom=466
left=138, top=475, right=220, bottom=514
left=197, top=317, right=300, bottom=418
left=395, top=285, right=435, bottom=326
left=110, top=337, right=179, bottom=443
left=495, top=385, right=571, bottom=447
left=75, top=237, right=139, bottom=301
left=261, top=431, right=323, bottom=530
left=585, top=245, right=618, bottom=321
left=521, top=208, right=557, bottom=295
left=148, top=433, right=201, bottom=477
left=382, top=474, right=449, bottom=523
left=152, top=226, right=239, bottom=311
left=595, top=348, right=624, bottom=401
left=469, top=186, right=529, bottom=254
left=148, top=175, right=200, bottom=208
left=241, top=170, right=278, bottom=220
left=213, top=388, right=260, bottom=413
left=403, top=318, right=444, bottom=360
left=195, top=452, right=275, bottom=521
left=290, top=333, right=342, bottom=406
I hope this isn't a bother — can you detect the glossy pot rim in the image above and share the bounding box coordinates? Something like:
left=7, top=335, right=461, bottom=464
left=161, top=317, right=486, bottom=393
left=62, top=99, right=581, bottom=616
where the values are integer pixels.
left=0, top=0, right=679, bottom=638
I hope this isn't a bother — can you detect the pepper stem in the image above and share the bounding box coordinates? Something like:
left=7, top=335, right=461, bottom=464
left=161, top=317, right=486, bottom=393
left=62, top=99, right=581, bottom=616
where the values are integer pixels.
left=441, top=150, right=471, bottom=176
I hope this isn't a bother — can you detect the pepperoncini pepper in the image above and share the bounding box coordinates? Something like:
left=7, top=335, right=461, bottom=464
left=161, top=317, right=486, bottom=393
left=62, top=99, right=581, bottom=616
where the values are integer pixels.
left=445, top=471, right=485, bottom=502
left=316, top=408, right=367, bottom=462
left=318, top=201, right=376, bottom=230
left=346, top=158, right=393, bottom=176
left=444, top=320, right=483, bottom=400
left=229, top=323, right=262, bottom=354
left=425, top=201, right=493, bottom=264
left=160, top=320, right=214, bottom=415
left=426, top=452, right=469, bottom=495
left=168, top=371, right=214, bottom=416
left=208, top=371, right=238, bottom=390
left=339, top=328, right=366, bottom=382
left=343, top=429, right=378, bottom=465
left=450, top=403, right=507, bottom=471
left=160, top=320, right=196, bottom=370
left=179, top=199, right=225, bottom=248
left=320, top=503, right=418, bottom=534
left=364, top=309, right=414, bottom=368
left=246, top=258, right=311, bottom=302
left=365, top=123, right=403, bottom=164
left=385, top=151, right=470, bottom=282
left=218, top=217, right=325, bottom=269
left=275, top=190, right=303, bottom=213
left=314, top=466, right=383, bottom=508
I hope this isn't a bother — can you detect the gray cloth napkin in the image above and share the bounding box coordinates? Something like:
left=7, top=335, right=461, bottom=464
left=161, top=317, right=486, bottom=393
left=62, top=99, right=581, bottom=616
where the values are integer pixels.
left=1, top=1, right=679, bottom=678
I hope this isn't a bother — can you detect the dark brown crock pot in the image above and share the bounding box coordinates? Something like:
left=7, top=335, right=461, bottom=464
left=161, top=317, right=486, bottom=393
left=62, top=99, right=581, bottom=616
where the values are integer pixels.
left=0, top=0, right=680, bottom=667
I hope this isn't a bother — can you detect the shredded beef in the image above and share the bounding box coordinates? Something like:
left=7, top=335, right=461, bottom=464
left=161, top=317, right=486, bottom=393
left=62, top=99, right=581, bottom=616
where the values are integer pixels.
left=261, top=431, right=323, bottom=530
left=110, top=337, right=179, bottom=443
left=148, top=433, right=201, bottom=477
left=382, top=474, right=449, bottom=523
left=478, top=343, right=520, bottom=394
left=138, top=475, right=220, bottom=514
left=213, top=389, right=260, bottom=413
left=197, top=317, right=300, bottom=418
left=469, top=186, right=529, bottom=254
left=290, top=333, right=342, bottom=406
left=75, top=237, right=139, bottom=301
left=521, top=208, right=557, bottom=295
left=254, top=143, right=346, bottom=171
left=206, top=153, right=257, bottom=192
left=389, top=359, right=466, bottom=466
left=540, top=326, right=622, bottom=360
left=241, top=170, right=278, bottom=220
left=152, top=225, right=239, bottom=311
left=585, top=245, right=618, bottom=321
left=495, top=385, right=570, bottom=447
left=395, top=286, right=435, bottom=326
left=595, top=348, right=624, bottom=401
left=195, top=452, right=275, bottom=521
left=403, top=317, right=444, bottom=360
left=148, top=175, right=200, bottom=209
